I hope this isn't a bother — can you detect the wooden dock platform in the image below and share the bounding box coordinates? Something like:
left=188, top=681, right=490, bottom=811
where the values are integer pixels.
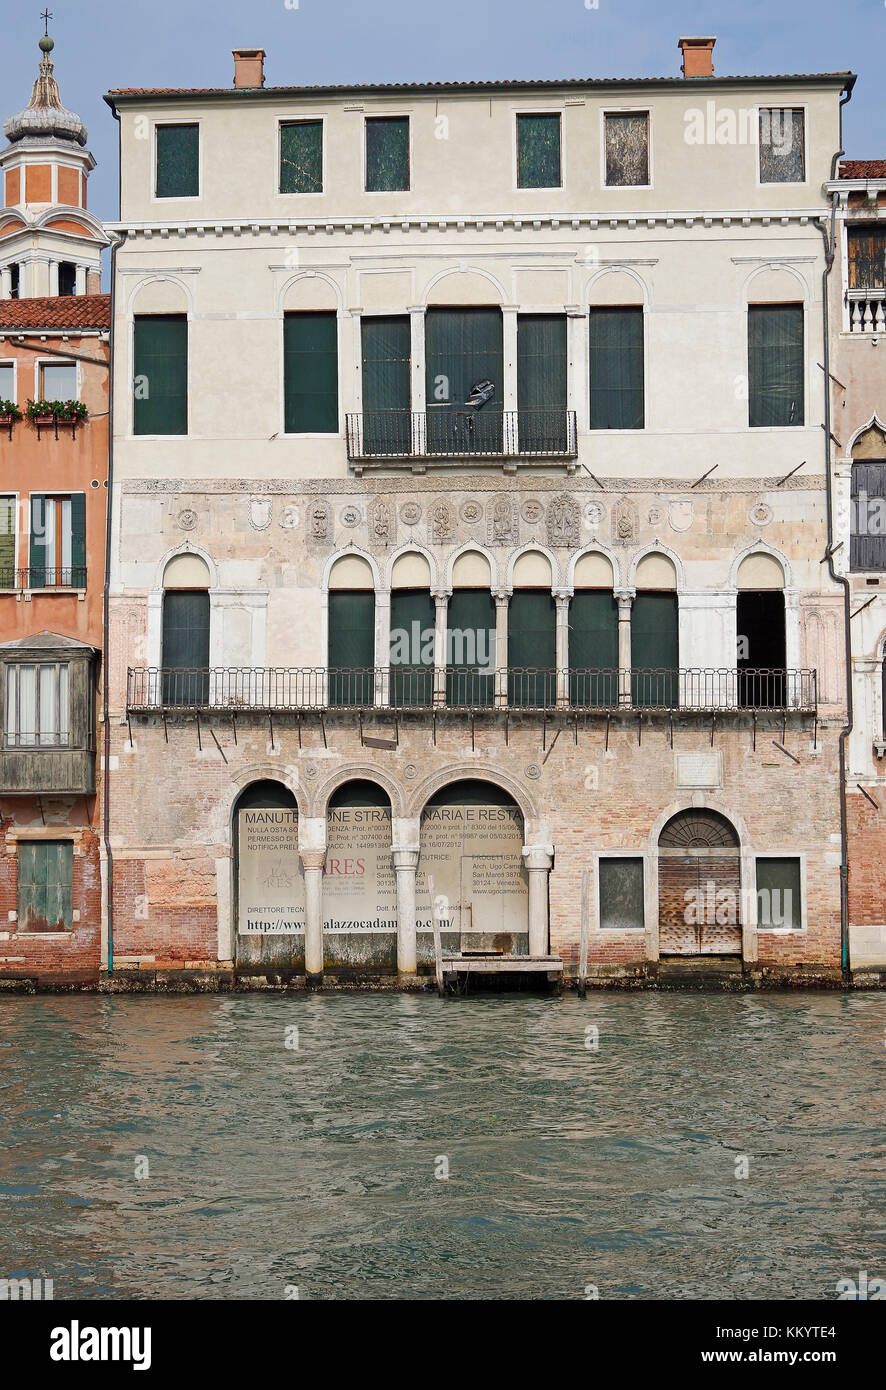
left=442, top=952, right=563, bottom=982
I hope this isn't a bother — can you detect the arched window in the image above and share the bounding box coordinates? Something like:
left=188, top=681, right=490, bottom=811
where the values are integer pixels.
left=328, top=555, right=375, bottom=707
left=390, top=552, right=433, bottom=707
left=509, top=551, right=555, bottom=708
left=162, top=553, right=210, bottom=706
left=850, top=424, right=886, bottom=571
left=569, top=552, right=617, bottom=707
left=631, top=554, right=678, bottom=707
left=736, top=553, right=785, bottom=708
left=447, top=551, right=494, bottom=708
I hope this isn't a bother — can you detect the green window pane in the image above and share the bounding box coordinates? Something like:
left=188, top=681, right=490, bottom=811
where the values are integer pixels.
left=365, top=117, right=409, bottom=192
left=631, top=592, right=678, bottom=707
left=589, top=307, right=644, bottom=429
left=759, top=110, right=805, bottom=184
left=390, top=589, right=434, bottom=707
left=446, top=589, right=495, bottom=707
left=280, top=121, right=323, bottom=193
left=425, top=307, right=503, bottom=453
left=605, top=113, right=649, bottom=187
left=599, top=857, right=645, bottom=930
left=756, top=857, right=801, bottom=929
left=284, top=312, right=338, bottom=433
left=70, top=493, right=86, bottom=588
left=0, top=497, right=15, bottom=589
left=134, top=315, right=188, bottom=436
left=748, top=304, right=804, bottom=428
left=155, top=123, right=199, bottom=199
left=328, top=590, right=375, bottom=706
left=569, top=591, right=618, bottom=707
left=361, top=315, right=411, bottom=455
left=517, top=113, right=561, bottom=188
left=162, top=590, right=209, bottom=706
left=518, top=313, right=567, bottom=451
left=18, top=840, right=73, bottom=932
left=508, top=590, right=556, bottom=708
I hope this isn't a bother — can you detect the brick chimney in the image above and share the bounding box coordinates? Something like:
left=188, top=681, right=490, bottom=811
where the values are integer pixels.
left=678, top=37, right=716, bottom=78
left=233, top=48, right=266, bottom=89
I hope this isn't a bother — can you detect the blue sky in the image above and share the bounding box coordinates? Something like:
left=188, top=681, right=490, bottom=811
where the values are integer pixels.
left=5, top=0, right=882, bottom=221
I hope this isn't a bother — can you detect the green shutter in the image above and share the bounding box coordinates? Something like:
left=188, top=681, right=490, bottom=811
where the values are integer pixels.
left=284, top=312, right=338, bottom=434
left=280, top=120, right=323, bottom=193
left=365, top=117, right=409, bottom=192
left=328, top=590, right=375, bottom=706
left=446, top=589, right=495, bottom=707
left=517, top=114, right=561, bottom=188
left=361, top=315, right=411, bottom=455
left=390, top=589, right=434, bottom=707
left=589, top=308, right=644, bottom=429
left=425, top=307, right=503, bottom=453
left=508, top=591, right=556, bottom=708
left=162, top=591, right=210, bottom=706
left=518, top=314, right=567, bottom=451
left=70, top=493, right=86, bottom=588
left=155, top=123, right=199, bottom=198
left=29, top=494, right=50, bottom=589
left=569, top=591, right=618, bottom=707
left=631, top=592, right=678, bottom=707
left=0, top=497, right=15, bottom=588
left=748, top=305, right=804, bottom=427
left=18, top=840, right=73, bottom=933
left=134, top=315, right=188, bottom=436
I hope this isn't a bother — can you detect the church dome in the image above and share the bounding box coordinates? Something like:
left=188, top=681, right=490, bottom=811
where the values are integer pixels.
left=3, top=33, right=87, bottom=147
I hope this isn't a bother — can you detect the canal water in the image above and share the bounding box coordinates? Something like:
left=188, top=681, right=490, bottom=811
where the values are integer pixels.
left=0, top=992, right=883, bottom=1300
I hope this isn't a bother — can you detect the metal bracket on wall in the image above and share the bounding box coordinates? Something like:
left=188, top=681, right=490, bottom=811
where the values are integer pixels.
left=771, top=739, right=800, bottom=765
left=752, top=711, right=757, bottom=752
left=710, top=714, right=716, bottom=747
left=542, top=726, right=561, bottom=765
left=668, top=712, right=674, bottom=749
left=162, top=711, right=168, bottom=744
left=268, top=713, right=275, bottom=750
left=319, top=712, right=327, bottom=749
left=605, top=710, right=611, bottom=752
left=856, top=783, right=880, bottom=811
left=196, top=711, right=202, bottom=752
left=210, top=729, right=227, bottom=764
left=127, top=713, right=134, bottom=749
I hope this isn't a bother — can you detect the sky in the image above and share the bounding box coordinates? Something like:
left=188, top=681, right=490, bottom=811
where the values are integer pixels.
left=3, top=0, right=882, bottom=223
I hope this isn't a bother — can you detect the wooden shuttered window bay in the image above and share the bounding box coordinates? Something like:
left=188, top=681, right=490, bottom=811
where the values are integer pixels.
left=18, top=840, right=74, bottom=933
left=284, top=312, right=338, bottom=434
left=134, top=315, right=188, bottom=436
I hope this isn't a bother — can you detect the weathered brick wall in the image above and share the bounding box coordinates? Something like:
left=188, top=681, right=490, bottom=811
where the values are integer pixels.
left=0, top=811, right=102, bottom=985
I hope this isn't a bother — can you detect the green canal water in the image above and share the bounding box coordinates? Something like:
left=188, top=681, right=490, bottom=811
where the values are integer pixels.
left=0, top=992, right=884, bottom=1300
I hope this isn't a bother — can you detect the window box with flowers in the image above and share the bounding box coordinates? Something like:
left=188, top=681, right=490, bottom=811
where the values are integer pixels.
left=0, top=400, right=22, bottom=440
left=26, top=398, right=89, bottom=440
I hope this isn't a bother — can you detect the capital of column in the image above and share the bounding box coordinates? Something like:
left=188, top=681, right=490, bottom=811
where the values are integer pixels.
left=392, top=846, right=421, bottom=871
left=432, top=590, right=451, bottom=606
left=493, top=590, right=511, bottom=607
left=553, top=588, right=572, bottom=607
left=522, top=843, right=554, bottom=871
left=299, top=850, right=327, bottom=873
left=614, top=587, right=637, bottom=605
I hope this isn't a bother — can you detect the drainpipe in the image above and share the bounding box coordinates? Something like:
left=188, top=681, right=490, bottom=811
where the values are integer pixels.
left=818, top=82, right=855, bottom=981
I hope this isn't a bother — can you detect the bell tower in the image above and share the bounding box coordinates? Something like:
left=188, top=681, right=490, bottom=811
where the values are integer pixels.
left=0, top=19, right=108, bottom=299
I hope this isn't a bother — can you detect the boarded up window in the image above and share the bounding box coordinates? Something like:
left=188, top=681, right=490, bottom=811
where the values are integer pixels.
left=848, top=225, right=886, bottom=291
left=134, top=315, right=188, bottom=436
left=328, top=590, right=375, bottom=706
left=517, top=113, right=561, bottom=188
left=17, top=840, right=74, bottom=933
left=284, top=312, right=338, bottom=433
left=361, top=315, right=411, bottom=455
left=162, top=590, right=210, bottom=706
left=390, top=589, right=434, bottom=707
left=446, top=588, right=495, bottom=708
left=850, top=461, right=886, bottom=571
left=569, top=591, right=618, bottom=707
left=365, top=117, right=410, bottom=192
left=589, top=307, right=644, bottom=429
left=517, top=314, right=567, bottom=450
left=631, top=592, right=678, bottom=707
left=0, top=496, right=15, bottom=590
left=748, top=304, right=804, bottom=428
left=756, top=857, right=801, bottom=929
left=604, top=112, right=649, bottom=187
left=155, top=123, right=199, bottom=198
left=599, top=857, right=644, bottom=930
left=280, top=120, right=323, bottom=194
left=508, top=590, right=556, bottom=708
left=758, top=109, right=805, bottom=184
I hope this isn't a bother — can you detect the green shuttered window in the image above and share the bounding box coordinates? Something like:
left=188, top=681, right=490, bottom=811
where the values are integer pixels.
left=162, top=591, right=210, bottom=706
left=365, top=117, right=410, bottom=192
left=29, top=494, right=85, bottom=589
left=155, top=123, right=199, bottom=199
left=447, top=589, right=495, bottom=708
left=328, top=591, right=375, bottom=706
left=508, top=591, right=556, bottom=708
left=18, top=840, right=74, bottom=933
left=569, top=591, right=618, bottom=707
left=0, top=496, right=15, bottom=589
left=748, top=305, right=804, bottom=427
left=518, top=314, right=567, bottom=451
left=361, top=316, right=411, bottom=455
left=517, top=114, right=561, bottom=188
left=589, top=308, right=644, bottom=430
left=851, top=462, right=886, bottom=570
left=390, top=589, right=434, bottom=706
left=425, top=307, right=503, bottom=453
left=280, top=120, right=323, bottom=193
left=284, top=312, right=338, bottom=434
left=631, top=592, right=678, bottom=707
left=134, top=315, right=188, bottom=436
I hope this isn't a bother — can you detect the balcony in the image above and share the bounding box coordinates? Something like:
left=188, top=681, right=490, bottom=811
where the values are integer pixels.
left=0, top=568, right=87, bottom=592
left=846, top=288, right=886, bottom=333
left=127, top=667, right=817, bottom=715
left=345, top=409, right=578, bottom=466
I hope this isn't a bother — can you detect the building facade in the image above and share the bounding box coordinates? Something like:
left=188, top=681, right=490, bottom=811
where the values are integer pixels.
left=0, top=33, right=110, bottom=986
left=104, top=36, right=852, bottom=988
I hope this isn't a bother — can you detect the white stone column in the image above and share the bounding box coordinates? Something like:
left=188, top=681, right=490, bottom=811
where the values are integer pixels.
left=784, top=590, right=801, bottom=701
left=555, top=589, right=571, bottom=707
left=75, top=265, right=87, bottom=296
left=48, top=260, right=59, bottom=297
left=433, top=590, right=449, bottom=706
left=299, top=849, right=326, bottom=982
left=522, top=844, right=554, bottom=956
left=494, top=590, right=509, bottom=707
left=392, top=820, right=421, bottom=978
left=566, top=305, right=588, bottom=428
left=0, top=267, right=10, bottom=300
left=502, top=307, right=518, bottom=412
left=375, top=589, right=390, bottom=707
left=615, top=587, right=635, bottom=707
left=409, top=306, right=426, bottom=455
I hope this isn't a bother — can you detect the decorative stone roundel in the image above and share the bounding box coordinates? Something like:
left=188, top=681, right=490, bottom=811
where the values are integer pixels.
left=525, top=763, right=542, bottom=780
left=279, top=505, right=300, bottom=529
left=304, top=763, right=320, bottom=781
left=177, top=509, right=197, bottom=531
left=521, top=500, right=544, bottom=524
left=403, top=763, right=419, bottom=780
left=749, top=502, right=773, bottom=527
left=583, top=501, right=604, bottom=527
left=340, top=505, right=361, bottom=528
left=460, top=500, right=483, bottom=524
left=400, top=502, right=422, bottom=525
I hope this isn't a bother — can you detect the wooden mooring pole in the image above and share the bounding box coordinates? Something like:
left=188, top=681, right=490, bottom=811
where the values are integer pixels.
left=427, top=873, right=444, bottom=995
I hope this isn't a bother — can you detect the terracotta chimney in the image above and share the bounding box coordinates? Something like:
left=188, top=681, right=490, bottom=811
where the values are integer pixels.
left=233, top=48, right=266, bottom=89
left=678, top=37, right=716, bottom=78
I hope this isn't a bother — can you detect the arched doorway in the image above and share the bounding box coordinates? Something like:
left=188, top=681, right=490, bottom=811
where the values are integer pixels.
left=418, top=779, right=528, bottom=958
left=658, top=809, right=742, bottom=956
left=233, top=780, right=304, bottom=972
left=325, top=780, right=396, bottom=969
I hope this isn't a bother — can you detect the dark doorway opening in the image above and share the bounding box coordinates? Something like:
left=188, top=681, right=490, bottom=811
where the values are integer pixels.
left=737, top=590, right=785, bottom=707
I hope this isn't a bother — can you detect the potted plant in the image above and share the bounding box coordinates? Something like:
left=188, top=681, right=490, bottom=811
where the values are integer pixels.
left=26, top=397, right=89, bottom=437
left=0, top=399, right=22, bottom=439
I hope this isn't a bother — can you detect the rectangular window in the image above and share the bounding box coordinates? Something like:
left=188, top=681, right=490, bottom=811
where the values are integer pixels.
left=589, top=307, right=644, bottom=429
left=280, top=120, right=323, bottom=194
left=851, top=461, right=886, bottom=571
left=604, top=112, right=649, bottom=187
left=29, top=494, right=85, bottom=588
left=756, top=857, right=802, bottom=930
left=361, top=315, right=411, bottom=455
left=569, top=591, right=619, bottom=708
left=390, top=589, right=434, bottom=707
left=446, top=588, right=495, bottom=708
left=848, top=225, right=886, bottom=291
left=748, top=304, right=804, bottom=428
left=424, top=306, right=504, bottom=454
left=631, top=592, right=678, bottom=708
left=161, top=590, right=210, bottom=707
left=0, top=362, right=14, bottom=401
left=283, top=312, right=338, bottom=433
left=155, top=123, right=199, bottom=199
left=328, top=590, right=375, bottom=707
left=599, top=857, right=645, bottom=931
left=5, top=662, right=70, bottom=747
left=133, top=314, right=188, bottom=436
left=39, top=362, right=77, bottom=402
left=508, top=590, right=556, bottom=708
left=365, top=116, right=409, bottom=192
left=0, top=495, right=15, bottom=590
left=517, top=314, right=567, bottom=451
left=758, top=109, right=805, bottom=184
left=517, top=113, right=561, bottom=188
left=17, top=840, right=74, bottom=933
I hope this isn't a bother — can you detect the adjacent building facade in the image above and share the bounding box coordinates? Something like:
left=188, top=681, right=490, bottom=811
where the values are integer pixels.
left=101, top=36, right=854, bottom=987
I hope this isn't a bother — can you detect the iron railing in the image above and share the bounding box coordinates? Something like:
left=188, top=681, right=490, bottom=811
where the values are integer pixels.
left=0, top=567, right=87, bottom=590
left=127, top=666, right=817, bottom=714
left=345, top=409, right=578, bottom=462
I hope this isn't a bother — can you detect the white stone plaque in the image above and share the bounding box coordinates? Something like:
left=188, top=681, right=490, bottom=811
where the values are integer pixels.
left=674, top=752, right=723, bottom=789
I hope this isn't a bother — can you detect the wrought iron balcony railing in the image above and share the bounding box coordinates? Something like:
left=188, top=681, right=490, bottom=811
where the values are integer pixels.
left=345, top=409, right=578, bottom=462
left=127, top=667, right=817, bottom=715
left=0, top=567, right=87, bottom=591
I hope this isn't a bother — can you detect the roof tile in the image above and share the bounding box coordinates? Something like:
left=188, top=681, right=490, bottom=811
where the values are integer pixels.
left=0, top=294, right=110, bottom=331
